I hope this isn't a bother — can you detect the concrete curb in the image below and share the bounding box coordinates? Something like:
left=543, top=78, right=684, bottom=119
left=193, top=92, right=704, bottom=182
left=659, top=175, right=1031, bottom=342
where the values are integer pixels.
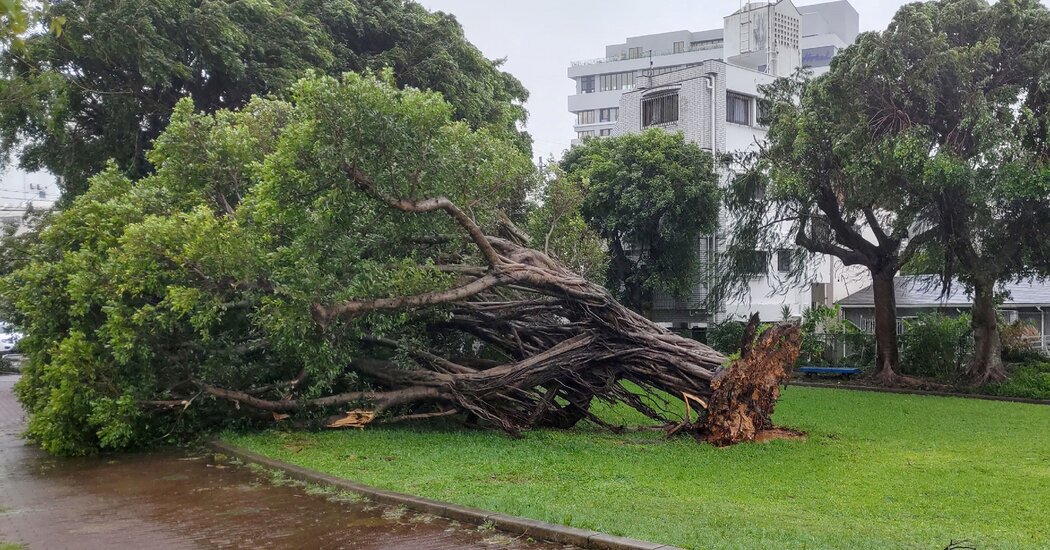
left=208, top=439, right=683, bottom=550
left=791, top=380, right=1050, bottom=406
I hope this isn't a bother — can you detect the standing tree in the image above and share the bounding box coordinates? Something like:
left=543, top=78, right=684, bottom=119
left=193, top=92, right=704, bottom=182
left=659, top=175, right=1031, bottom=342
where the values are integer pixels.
left=0, top=0, right=529, bottom=200
left=5, top=73, right=800, bottom=456
left=822, top=0, right=1050, bottom=384
left=722, top=0, right=1050, bottom=385
left=719, top=71, right=936, bottom=385
left=560, top=130, right=721, bottom=313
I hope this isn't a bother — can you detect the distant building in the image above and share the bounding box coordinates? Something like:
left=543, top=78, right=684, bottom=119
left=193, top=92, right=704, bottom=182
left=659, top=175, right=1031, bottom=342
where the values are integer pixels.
left=567, top=1, right=858, bottom=143
left=565, top=1, right=862, bottom=329
left=0, top=164, right=58, bottom=233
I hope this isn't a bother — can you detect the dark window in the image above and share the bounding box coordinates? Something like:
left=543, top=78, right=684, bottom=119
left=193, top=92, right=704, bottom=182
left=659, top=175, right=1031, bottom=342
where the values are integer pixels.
left=577, top=110, right=595, bottom=125
left=727, top=92, right=751, bottom=125
left=599, top=107, right=618, bottom=123
left=743, top=250, right=768, bottom=276
left=577, top=130, right=595, bottom=139
left=580, top=76, right=595, bottom=94
left=777, top=249, right=792, bottom=272
left=599, top=128, right=612, bottom=137
left=642, top=92, right=679, bottom=127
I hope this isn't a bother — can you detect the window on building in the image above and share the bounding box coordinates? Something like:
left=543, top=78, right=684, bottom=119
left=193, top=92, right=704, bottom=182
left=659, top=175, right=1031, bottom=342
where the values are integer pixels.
left=599, top=72, right=635, bottom=92
left=727, top=92, right=751, bottom=125
left=580, top=75, right=595, bottom=94
left=577, top=110, right=595, bottom=125
left=642, top=92, right=679, bottom=127
left=628, top=47, right=644, bottom=59
left=577, top=130, right=595, bottom=139
left=599, top=107, right=619, bottom=123
left=743, top=250, right=768, bottom=276
left=673, top=41, right=685, bottom=53
left=777, top=249, right=793, bottom=273
left=802, top=46, right=837, bottom=68
left=599, top=128, right=612, bottom=137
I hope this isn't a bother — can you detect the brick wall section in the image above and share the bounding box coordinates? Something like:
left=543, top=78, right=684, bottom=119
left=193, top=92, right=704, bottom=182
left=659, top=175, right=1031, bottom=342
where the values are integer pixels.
left=613, top=60, right=728, bottom=155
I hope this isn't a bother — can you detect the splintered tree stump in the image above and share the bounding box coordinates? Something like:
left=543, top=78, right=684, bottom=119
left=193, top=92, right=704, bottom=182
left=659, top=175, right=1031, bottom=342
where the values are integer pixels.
left=703, top=316, right=802, bottom=446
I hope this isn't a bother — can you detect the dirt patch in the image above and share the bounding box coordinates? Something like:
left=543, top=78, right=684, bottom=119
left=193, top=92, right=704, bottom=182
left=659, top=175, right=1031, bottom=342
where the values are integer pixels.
left=754, top=428, right=807, bottom=443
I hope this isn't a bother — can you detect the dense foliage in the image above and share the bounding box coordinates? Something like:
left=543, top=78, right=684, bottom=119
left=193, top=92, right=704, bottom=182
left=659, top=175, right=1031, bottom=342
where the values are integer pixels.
left=797, top=305, right=873, bottom=368
left=707, top=320, right=746, bottom=357
left=525, top=165, right=607, bottom=284
left=2, top=72, right=532, bottom=455
left=0, top=0, right=530, bottom=200
left=560, top=130, right=720, bottom=313
left=899, top=313, right=973, bottom=379
left=983, top=359, right=1050, bottom=400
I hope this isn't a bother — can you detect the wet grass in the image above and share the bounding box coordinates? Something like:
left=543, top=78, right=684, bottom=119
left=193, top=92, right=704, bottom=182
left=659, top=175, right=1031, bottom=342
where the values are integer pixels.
left=224, top=386, right=1050, bottom=549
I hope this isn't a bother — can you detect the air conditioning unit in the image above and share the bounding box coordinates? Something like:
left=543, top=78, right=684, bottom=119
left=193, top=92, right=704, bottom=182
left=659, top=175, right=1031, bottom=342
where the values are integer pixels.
left=811, top=283, right=831, bottom=308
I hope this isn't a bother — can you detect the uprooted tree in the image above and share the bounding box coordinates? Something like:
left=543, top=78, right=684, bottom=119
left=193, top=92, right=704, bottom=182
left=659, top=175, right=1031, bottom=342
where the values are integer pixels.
left=2, top=72, right=799, bottom=456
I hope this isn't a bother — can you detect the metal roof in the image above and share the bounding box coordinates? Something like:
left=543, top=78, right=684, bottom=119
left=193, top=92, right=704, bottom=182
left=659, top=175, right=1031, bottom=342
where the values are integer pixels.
left=837, top=275, right=1050, bottom=308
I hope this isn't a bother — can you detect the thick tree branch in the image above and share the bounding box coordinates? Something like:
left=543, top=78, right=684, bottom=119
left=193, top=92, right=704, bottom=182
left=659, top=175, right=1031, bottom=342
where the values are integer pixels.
left=345, top=163, right=503, bottom=268
left=311, top=273, right=511, bottom=326
left=795, top=218, right=870, bottom=266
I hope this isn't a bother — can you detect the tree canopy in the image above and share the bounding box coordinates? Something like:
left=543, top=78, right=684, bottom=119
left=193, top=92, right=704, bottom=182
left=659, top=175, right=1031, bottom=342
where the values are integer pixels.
left=0, top=0, right=530, bottom=200
left=560, top=130, right=721, bottom=313
left=2, top=72, right=528, bottom=454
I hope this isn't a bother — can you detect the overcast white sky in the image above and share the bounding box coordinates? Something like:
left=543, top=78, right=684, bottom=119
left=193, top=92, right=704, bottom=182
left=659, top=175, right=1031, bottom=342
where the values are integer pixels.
left=417, top=0, right=1048, bottom=163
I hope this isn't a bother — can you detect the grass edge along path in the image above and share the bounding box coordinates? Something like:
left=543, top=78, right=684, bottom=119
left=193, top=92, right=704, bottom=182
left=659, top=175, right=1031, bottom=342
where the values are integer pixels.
left=223, top=386, right=1050, bottom=550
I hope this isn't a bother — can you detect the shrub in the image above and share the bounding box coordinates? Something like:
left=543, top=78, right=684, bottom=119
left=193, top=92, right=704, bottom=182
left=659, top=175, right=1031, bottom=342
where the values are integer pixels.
left=707, top=320, right=746, bottom=355
left=1000, top=320, right=1044, bottom=362
left=798, top=305, right=874, bottom=368
left=983, top=359, right=1050, bottom=400
left=899, top=313, right=973, bottom=380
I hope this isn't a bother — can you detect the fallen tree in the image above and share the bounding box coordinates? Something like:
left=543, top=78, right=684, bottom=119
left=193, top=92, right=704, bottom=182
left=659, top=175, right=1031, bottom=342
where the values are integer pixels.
left=196, top=168, right=801, bottom=444
left=5, top=72, right=799, bottom=454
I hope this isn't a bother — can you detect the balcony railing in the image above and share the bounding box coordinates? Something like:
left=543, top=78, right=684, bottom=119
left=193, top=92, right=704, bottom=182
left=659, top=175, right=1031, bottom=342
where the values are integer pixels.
left=570, top=41, right=723, bottom=67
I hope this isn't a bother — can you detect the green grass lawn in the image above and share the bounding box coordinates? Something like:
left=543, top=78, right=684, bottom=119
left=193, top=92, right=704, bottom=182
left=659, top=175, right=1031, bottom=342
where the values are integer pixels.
left=224, top=387, right=1050, bottom=549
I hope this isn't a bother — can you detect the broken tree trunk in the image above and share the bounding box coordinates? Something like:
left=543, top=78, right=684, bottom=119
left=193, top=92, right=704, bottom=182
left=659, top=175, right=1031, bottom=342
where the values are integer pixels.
left=703, top=315, right=802, bottom=446
left=197, top=166, right=802, bottom=445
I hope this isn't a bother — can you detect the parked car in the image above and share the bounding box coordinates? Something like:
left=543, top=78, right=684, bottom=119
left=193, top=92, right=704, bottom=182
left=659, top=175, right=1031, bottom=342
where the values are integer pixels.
left=0, top=326, right=22, bottom=354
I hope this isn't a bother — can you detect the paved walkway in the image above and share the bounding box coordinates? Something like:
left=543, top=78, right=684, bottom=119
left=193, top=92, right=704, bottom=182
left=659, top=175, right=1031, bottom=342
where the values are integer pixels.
left=0, top=375, right=567, bottom=549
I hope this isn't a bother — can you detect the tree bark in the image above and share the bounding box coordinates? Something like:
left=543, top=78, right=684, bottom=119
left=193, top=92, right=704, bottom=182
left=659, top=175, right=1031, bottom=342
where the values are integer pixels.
left=968, top=279, right=1007, bottom=385
left=870, top=268, right=903, bottom=384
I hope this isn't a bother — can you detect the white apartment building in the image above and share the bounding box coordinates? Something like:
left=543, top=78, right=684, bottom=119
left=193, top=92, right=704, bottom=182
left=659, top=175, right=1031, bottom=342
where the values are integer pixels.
left=566, top=0, right=863, bottom=328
